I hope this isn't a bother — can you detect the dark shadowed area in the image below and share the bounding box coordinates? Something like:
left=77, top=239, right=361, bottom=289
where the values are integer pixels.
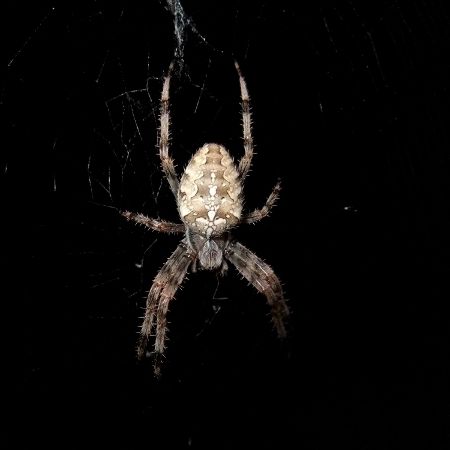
left=3, top=1, right=449, bottom=448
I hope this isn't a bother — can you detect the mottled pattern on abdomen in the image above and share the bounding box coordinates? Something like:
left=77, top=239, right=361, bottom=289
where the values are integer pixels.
left=178, top=143, right=243, bottom=237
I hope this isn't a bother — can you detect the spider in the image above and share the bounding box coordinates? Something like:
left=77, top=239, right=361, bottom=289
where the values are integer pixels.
left=122, top=61, right=289, bottom=375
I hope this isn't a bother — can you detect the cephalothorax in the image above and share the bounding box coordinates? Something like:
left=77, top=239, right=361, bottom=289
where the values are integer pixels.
left=122, top=62, right=289, bottom=375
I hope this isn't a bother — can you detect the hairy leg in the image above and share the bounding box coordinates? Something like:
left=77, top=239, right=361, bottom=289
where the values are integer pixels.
left=159, top=61, right=179, bottom=197
left=226, top=241, right=289, bottom=337
left=234, top=62, right=254, bottom=180
left=122, top=210, right=185, bottom=233
left=241, top=180, right=281, bottom=225
left=137, top=239, right=195, bottom=375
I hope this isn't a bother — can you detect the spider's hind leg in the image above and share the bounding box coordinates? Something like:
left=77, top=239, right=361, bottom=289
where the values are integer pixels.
left=234, top=62, right=254, bottom=180
left=159, top=61, right=180, bottom=198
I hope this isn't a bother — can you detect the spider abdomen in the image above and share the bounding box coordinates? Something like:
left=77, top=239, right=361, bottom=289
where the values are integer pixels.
left=178, top=143, right=243, bottom=238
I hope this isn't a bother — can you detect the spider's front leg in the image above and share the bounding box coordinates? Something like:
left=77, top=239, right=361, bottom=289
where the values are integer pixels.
left=138, top=239, right=195, bottom=376
left=226, top=241, right=289, bottom=337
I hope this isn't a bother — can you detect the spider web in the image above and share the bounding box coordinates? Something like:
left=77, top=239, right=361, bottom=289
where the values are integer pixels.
left=3, top=1, right=450, bottom=448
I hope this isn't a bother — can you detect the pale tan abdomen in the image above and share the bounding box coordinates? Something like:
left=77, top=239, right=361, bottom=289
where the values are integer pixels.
left=178, top=143, right=243, bottom=237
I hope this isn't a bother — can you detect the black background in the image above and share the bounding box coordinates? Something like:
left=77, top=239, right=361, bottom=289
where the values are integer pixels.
left=3, top=1, right=449, bottom=448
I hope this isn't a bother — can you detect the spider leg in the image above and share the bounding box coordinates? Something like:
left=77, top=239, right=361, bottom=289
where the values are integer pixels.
left=159, top=61, right=180, bottom=197
left=234, top=62, right=254, bottom=180
left=225, top=241, right=289, bottom=337
left=121, top=210, right=185, bottom=233
left=241, top=180, right=281, bottom=225
left=137, top=239, right=195, bottom=376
